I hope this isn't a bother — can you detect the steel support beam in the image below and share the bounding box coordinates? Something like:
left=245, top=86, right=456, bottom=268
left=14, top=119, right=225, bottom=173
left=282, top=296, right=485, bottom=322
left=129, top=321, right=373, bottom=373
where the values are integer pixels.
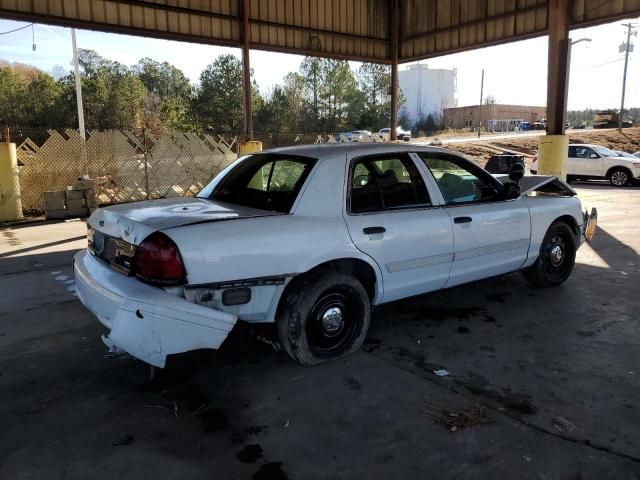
left=241, top=0, right=253, bottom=140
left=390, top=0, right=399, bottom=141
left=546, top=0, right=570, bottom=135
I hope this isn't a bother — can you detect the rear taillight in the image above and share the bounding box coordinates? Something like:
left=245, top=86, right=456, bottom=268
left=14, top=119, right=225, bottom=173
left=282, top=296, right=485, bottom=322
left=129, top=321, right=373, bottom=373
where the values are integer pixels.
left=133, top=232, right=186, bottom=285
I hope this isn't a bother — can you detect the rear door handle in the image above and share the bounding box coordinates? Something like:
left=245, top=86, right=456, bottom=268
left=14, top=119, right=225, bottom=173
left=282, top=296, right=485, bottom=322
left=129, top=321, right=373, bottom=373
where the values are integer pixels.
left=363, top=226, right=386, bottom=235
left=453, top=216, right=472, bottom=224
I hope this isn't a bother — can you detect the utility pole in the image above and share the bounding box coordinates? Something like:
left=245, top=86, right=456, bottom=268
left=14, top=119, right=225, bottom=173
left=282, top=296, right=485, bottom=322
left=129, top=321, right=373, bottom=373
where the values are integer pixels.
left=477, top=69, right=484, bottom=138
left=619, top=23, right=637, bottom=132
left=71, top=28, right=86, bottom=141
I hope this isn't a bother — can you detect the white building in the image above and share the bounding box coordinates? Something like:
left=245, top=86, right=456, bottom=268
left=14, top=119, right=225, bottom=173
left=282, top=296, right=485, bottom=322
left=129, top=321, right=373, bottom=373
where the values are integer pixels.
left=398, top=64, right=457, bottom=126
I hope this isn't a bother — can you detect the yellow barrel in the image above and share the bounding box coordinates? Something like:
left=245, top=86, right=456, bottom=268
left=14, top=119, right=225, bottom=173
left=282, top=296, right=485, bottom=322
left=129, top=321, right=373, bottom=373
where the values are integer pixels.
left=0, top=143, right=23, bottom=222
left=537, top=135, right=568, bottom=181
left=238, top=140, right=263, bottom=156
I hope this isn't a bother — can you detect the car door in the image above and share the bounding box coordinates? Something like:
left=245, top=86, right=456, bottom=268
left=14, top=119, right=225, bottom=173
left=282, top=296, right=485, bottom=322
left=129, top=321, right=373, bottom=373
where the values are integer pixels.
left=572, top=146, right=603, bottom=177
left=343, top=152, right=454, bottom=303
left=415, top=152, right=531, bottom=288
left=567, top=146, right=578, bottom=175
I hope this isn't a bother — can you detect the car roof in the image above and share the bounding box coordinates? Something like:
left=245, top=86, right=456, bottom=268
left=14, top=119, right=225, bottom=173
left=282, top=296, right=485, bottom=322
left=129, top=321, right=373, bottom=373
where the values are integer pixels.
left=264, top=143, right=452, bottom=158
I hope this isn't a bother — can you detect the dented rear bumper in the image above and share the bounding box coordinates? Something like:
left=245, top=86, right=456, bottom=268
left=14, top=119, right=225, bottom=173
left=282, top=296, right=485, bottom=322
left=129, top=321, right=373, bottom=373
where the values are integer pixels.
left=73, top=250, right=237, bottom=367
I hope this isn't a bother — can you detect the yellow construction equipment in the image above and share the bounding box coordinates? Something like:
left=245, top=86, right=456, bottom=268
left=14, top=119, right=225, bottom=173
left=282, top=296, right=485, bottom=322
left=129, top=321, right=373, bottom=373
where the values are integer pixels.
left=238, top=140, right=263, bottom=156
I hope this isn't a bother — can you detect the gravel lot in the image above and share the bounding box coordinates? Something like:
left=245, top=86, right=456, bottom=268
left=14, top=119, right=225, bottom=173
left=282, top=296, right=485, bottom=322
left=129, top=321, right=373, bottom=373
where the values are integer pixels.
left=1, top=182, right=639, bottom=480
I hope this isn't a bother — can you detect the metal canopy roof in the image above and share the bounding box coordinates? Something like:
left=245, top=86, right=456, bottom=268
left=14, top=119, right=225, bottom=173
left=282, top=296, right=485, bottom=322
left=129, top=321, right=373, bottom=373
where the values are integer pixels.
left=1, top=0, right=639, bottom=63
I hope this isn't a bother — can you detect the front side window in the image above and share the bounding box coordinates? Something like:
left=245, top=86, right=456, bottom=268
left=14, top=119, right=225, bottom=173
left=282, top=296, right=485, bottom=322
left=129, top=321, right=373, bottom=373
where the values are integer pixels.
left=349, top=155, right=430, bottom=213
left=202, top=154, right=316, bottom=213
left=574, top=147, right=597, bottom=159
left=418, top=153, right=501, bottom=205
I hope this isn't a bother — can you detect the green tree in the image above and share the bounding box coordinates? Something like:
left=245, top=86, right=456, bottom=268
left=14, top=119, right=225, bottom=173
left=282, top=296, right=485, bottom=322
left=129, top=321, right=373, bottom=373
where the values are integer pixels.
left=0, top=64, right=27, bottom=126
left=194, top=55, right=244, bottom=132
left=23, top=73, right=64, bottom=127
left=108, top=74, right=148, bottom=129
left=357, top=63, right=391, bottom=130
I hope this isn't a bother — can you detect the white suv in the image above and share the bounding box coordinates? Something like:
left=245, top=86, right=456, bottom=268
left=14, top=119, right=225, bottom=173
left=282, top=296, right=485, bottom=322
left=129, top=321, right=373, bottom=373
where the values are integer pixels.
left=531, top=144, right=640, bottom=187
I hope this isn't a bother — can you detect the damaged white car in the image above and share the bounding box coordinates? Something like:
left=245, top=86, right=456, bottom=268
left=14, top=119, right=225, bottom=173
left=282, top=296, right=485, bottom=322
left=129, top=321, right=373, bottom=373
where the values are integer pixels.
left=74, top=144, right=596, bottom=368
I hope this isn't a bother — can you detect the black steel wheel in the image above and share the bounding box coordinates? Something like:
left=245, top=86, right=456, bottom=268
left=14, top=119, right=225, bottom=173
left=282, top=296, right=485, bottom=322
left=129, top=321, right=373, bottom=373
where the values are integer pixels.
left=277, top=272, right=370, bottom=366
left=523, top=222, right=576, bottom=287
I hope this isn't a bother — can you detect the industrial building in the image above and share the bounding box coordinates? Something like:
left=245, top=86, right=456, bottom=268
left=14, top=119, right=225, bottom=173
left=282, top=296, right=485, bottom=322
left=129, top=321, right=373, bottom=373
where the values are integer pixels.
left=443, top=104, right=547, bottom=130
left=398, top=64, right=457, bottom=125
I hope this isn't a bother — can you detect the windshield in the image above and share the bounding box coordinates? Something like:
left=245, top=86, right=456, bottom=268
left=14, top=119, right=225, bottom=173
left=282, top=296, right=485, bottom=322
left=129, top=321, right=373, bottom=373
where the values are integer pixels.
left=593, top=146, right=618, bottom=157
left=197, top=154, right=316, bottom=213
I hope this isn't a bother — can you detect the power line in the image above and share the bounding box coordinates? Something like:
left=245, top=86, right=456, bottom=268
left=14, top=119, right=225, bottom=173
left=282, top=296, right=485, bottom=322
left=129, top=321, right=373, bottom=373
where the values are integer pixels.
left=0, top=23, right=34, bottom=36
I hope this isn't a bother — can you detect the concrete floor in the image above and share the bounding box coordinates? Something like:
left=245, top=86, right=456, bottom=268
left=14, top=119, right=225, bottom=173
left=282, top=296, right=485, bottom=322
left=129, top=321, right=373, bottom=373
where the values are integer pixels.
left=1, top=183, right=639, bottom=480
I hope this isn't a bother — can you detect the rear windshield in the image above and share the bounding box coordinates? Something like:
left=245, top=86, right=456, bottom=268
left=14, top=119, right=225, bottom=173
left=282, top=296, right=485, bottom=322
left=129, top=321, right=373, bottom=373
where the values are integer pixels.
left=201, top=154, right=316, bottom=213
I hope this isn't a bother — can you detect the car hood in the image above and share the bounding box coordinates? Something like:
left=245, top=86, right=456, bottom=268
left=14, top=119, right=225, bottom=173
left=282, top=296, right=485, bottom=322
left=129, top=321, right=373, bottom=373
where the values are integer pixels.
left=494, top=175, right=576, bottom=196
left=88, top=197, right=282, bottom=245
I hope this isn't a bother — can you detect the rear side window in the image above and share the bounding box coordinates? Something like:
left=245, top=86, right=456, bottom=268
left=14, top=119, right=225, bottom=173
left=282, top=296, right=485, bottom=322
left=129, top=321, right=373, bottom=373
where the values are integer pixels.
left=349, top=154, right=430, bottom=213
left=207, top=154, right=316, bottom=213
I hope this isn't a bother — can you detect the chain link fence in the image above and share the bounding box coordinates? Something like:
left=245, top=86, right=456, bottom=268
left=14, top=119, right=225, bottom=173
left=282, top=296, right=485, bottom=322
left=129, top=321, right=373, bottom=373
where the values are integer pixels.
left=10, top=127, right=388, bottom=213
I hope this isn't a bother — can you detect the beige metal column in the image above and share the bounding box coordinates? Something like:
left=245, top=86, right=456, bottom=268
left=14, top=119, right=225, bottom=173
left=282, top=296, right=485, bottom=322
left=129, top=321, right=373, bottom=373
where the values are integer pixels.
left=0, top=142, right=23, bottom=222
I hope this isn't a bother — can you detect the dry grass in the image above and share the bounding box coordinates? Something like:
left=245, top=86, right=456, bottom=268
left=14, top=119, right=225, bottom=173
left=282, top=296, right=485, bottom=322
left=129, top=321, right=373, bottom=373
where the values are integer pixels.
left=444, top=127, right=640, bottom=168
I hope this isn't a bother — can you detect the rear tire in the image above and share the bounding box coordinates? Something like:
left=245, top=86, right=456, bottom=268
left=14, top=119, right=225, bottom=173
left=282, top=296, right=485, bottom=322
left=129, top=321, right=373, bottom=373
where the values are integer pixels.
left=523, top=222, right=576, bottom=287
left=277, top=272, right=370, bottom=366
left=608, top=168, right=630, bottom=187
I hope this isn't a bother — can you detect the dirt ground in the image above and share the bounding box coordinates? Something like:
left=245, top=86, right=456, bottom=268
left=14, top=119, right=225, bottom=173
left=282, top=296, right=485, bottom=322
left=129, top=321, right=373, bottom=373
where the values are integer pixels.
left=1, top=182, right=640, bottom=479
left=443, top=127, right=640, bottom=167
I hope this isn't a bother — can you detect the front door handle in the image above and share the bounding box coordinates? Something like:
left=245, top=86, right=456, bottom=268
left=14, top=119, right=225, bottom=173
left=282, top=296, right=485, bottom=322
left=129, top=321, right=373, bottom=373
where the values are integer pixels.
left=363, top=226, right=386, bottom=235
left=453, top=216, right=472, bottom=224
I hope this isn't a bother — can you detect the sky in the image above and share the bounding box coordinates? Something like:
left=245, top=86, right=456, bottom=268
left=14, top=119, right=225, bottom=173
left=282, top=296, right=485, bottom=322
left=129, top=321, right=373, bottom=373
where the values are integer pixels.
left=0, top=17, right=638, bottom=111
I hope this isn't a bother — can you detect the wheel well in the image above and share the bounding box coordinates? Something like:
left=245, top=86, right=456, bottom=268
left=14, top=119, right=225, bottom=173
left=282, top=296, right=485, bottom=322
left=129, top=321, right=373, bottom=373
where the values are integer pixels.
left=278, top=258, right=377, bottom=314
left=606, top=165, right=632, bottom=178
left=553, top=215, right=579, bottom=236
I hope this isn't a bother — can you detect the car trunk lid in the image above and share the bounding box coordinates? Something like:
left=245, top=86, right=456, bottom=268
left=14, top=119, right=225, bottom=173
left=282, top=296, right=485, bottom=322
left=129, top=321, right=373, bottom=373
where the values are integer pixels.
left=88, top=197, right=282, bottom=246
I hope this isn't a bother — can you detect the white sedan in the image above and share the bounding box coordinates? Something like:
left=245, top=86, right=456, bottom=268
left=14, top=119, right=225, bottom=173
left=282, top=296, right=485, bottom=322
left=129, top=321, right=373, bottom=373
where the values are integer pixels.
left=531, top=143, right=640, bottom=186
left=75, top=144, right=594, bottom=368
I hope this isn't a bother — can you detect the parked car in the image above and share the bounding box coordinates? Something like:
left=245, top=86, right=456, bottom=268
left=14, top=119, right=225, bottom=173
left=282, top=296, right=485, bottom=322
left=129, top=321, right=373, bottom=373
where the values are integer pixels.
left=351, top=130, right=373, bottom=142
left=75, top=144, right=595, bottom=368
left=334, top=132, right=352, bottom=142
left=531, top=144, right=640, bottom=186
left=378, top=127, right=411, bottom=141
left=635, top=152, right=640, bottom=158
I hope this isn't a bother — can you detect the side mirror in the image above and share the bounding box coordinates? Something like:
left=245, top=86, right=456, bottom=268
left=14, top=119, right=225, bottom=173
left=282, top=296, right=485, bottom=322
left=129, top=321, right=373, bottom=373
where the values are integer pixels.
left=508, top=163, right=525, bottom=182
left=506, top=163, right=524, bottom=198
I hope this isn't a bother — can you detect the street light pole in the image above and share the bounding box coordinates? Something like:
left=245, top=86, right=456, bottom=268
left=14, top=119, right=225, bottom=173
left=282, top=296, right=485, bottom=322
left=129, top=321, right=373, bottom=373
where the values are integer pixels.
left=477, top=69, right=484, bottom=139
left=619, top=23, right=637, bottom=132
left=70, top=28, right=85, bottom=141
left=567, top=37, right=591, bottom=128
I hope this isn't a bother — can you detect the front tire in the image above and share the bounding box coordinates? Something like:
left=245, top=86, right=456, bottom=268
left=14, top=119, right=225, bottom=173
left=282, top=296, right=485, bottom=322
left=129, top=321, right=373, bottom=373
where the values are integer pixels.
left=523, top=222, right=576, bottom=287
left=608, top=168, right=630, bottom=187
left=277, top=272, right=370, bottom=366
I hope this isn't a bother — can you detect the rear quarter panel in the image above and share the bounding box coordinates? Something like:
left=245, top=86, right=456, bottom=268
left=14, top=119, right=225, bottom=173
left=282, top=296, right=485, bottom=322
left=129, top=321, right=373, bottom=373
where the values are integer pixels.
left=522, top=195, right=583, bottom=268
left=163, top=153, right=384, bottom=321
